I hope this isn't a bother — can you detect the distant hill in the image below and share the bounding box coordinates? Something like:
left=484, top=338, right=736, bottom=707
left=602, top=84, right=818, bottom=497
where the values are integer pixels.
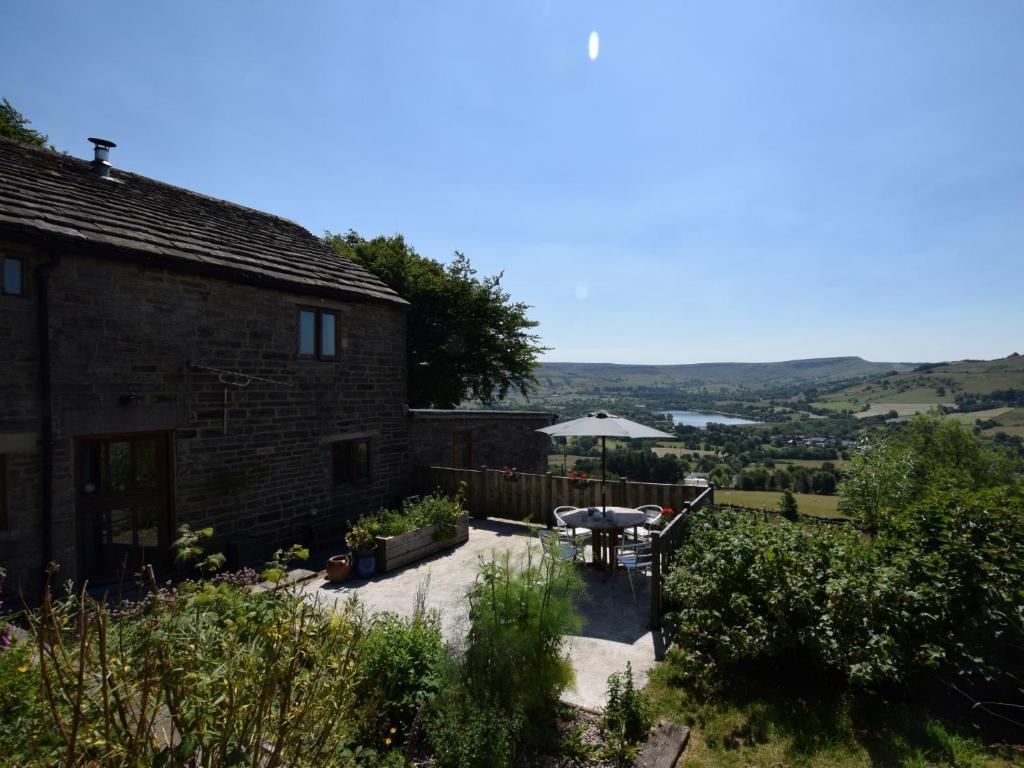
left=534, top=357, right=918, bottom=392
left=817, top=355, right=1024, bottom=432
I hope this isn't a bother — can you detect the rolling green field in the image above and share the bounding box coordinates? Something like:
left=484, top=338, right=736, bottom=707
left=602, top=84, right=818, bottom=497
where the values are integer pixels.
left=747, top=458, right=851, bottom=471
left=716, top=489, right=844, bottom=519
left=946, top=406, right=1013, bottom=424
left=820, top=355, right=1024, bottom=409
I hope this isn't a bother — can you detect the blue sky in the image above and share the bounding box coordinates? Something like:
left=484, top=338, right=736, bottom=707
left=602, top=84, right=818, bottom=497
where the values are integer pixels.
left=3, top=1, right=1023, bottom=364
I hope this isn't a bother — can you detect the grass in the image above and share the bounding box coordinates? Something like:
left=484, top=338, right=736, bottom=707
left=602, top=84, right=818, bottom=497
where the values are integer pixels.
left=855, top=402, right=948, bottom=419
left=644, top=666, right=1018, bottom=768
left=946, top=407, right=1014, bottom=424
left=716, top=489, right=844, bottom=519
left=820, top=355, right=1024, bottom=409
left=748, top=458, right=852, bottom=471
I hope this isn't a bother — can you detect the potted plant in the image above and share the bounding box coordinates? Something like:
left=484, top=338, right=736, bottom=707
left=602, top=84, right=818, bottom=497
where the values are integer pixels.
left=325, top=553, right=352, bottom=583
left=346, top=521, right=378, bottom=578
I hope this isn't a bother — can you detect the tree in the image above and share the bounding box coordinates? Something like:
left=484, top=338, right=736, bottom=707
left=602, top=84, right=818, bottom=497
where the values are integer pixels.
left=0, top=98, right=48, bottom=147
left=839, top=414, right=1018, bottom=530
left=778, top=489, right=799, bottom=520
left=324, top=231, right=546, bottom=408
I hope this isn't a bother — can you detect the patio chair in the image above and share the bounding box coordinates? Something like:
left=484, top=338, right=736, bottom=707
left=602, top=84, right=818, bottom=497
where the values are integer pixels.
left=538, top=528, right=579, bottom=563
left=628, top=505, right=664, bottom=541
left=613, top=540, right=654, bottom=603
left=553, top=505, right=591, bottom=550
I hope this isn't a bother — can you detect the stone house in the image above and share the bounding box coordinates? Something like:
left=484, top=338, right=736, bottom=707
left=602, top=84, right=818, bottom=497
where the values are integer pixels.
left=0, top=137, right=416, bottom=599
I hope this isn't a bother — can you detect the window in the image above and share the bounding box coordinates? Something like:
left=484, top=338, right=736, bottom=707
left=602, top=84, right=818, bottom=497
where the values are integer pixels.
left=298, top=308, right=337, bottom=360
left=1, top=257, right=23, bottom=296
left=453, top=432, right=472, bottom=468
left=332, top=438, right=371, bottom=485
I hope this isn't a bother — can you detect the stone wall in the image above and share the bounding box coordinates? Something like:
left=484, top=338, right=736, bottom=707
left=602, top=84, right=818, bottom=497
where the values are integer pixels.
left=0, top=239, right=409, bottom=601
left=408, top=410, right=554, bottom=475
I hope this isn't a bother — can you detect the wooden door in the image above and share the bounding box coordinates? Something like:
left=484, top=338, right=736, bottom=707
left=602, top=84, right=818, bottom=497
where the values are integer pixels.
left=77, top=433, right=173, bottom=583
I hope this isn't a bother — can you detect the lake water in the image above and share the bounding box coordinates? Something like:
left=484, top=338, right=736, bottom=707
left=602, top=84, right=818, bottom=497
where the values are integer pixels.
left=663, top=410, right=761, bottom=428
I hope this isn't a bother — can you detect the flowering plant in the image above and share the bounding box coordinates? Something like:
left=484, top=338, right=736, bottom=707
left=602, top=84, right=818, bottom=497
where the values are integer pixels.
left=567, top=470, right=590, bottom=488
left=502, top=465, right=519, bottom=481
left=660, top=506, right=675, bottom=517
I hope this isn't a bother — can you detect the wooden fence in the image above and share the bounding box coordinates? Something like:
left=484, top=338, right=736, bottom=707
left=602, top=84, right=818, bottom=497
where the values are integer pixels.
left=415, top=465, right=711, bottom=524
left=649, top=484, right=714, bottom=629
left=416, top=465, right=714, bottom=629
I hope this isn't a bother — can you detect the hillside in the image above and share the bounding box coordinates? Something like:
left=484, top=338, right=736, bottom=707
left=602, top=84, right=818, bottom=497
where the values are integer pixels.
left=535, top=356, right=917, bottom=393
left=816, top=355, right=1024, bottom=420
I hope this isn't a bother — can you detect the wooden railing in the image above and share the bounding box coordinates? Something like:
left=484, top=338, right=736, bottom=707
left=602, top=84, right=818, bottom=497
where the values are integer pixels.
left=415, top=465, right=711, bottom=524
left=649, top=484, right=714, bottom=629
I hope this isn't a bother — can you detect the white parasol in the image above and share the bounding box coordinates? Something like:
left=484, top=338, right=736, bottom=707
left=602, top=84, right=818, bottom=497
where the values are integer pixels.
left=537, top=411, right=673, bottom=510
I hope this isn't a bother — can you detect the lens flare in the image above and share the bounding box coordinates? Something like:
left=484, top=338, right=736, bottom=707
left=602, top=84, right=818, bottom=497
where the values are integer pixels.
left=588, top=31, right=599, bottom=61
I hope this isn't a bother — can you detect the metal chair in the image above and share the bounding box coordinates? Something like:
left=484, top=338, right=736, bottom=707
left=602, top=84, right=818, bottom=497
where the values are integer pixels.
left=629, top=505, right=664, bottom=541
left=613, top=541, right=654, bottom=603
left=553, top=505, right=590, bottom=554
left=538, top=528, right=579, bottom=563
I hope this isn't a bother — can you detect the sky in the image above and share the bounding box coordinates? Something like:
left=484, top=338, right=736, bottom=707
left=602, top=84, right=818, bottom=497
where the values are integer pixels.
left=3, top=1, right=1023, bottom=365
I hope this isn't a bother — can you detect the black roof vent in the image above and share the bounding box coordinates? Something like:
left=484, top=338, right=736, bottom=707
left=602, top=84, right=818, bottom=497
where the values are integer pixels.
left=88, top=137, right=116, bottom=179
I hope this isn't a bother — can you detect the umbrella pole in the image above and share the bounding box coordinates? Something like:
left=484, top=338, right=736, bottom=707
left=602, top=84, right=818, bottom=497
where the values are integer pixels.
left=601, top=435, right=607, bottom=511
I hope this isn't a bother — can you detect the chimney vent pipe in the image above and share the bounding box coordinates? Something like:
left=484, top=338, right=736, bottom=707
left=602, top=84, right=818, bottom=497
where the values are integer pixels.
left=88, top=137, right=116, bottom=178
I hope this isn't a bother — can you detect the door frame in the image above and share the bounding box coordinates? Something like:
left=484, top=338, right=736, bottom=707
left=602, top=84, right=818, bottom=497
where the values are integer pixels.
left=74, top=430, right=175, bottom=583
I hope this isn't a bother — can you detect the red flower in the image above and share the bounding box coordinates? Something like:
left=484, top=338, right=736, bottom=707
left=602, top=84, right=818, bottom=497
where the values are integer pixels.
left=661, top=506, right=674, bottom=516
left=503, top=465, right=510, bottom=474
left=580, top=472, right=589, bottom=480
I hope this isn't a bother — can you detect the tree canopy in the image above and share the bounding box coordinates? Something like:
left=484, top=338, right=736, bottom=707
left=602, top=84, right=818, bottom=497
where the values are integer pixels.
left=838, top=413, right=1019, bottom=529
left=0, top=98, right=49, bottom=148
left=324, top=230, right=546, bottom=408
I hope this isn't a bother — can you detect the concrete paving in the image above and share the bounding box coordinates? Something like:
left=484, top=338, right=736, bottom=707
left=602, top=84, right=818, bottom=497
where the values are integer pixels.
left=299, top=518, right=665, bottom=711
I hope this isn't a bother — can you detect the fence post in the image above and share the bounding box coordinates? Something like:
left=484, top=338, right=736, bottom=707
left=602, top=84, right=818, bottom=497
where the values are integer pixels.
left=477, top=466, right=489, bottom=519
left=544, top=472, right=553, bottom=528
left=650, top=530, right=662, bottom=630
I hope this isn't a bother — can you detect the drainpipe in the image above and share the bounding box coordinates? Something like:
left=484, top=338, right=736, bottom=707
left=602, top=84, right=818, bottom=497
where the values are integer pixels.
left=35, top=252, right=59, bottom=577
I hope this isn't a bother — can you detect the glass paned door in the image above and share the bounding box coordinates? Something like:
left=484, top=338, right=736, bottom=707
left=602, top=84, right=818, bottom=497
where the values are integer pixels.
left=78, top=433, right=172, bottom=583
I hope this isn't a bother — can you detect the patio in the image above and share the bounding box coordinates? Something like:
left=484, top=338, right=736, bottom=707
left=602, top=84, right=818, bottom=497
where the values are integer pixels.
left=299, top=517, right=666, bottom=710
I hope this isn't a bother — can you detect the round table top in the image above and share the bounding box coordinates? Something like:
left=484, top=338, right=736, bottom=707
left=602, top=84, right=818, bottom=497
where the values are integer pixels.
left=559, top=506, right=647, bottom=529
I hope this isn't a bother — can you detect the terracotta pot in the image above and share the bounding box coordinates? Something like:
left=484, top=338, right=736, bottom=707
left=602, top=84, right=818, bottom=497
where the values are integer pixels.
left=325, top=554, right=352, bottom=584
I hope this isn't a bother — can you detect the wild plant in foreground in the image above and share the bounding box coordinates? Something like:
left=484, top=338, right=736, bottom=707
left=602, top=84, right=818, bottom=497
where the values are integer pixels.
left=20, top=563, right=370, bottom=767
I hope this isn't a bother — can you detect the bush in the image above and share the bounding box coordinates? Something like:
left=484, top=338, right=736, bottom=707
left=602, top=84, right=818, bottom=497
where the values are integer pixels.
left=664, top=486, right=1024, bottom=697
left=664, top=507, right=846, bottom=683
left=425, top=547, right=582, bottom=766
left=602, top=662, right=653, bottom=767
left=353, top=600, right=445, bottom=744
left=10, top=568, right=371, bottom=767
left=351, top=490, right=465, bottom=546
left=778, top=489, right=799, bottom=520
left=423, top=686, right=520, bottom=768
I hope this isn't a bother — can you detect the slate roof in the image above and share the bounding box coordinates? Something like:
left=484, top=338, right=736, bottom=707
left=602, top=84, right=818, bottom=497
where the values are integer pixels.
left=0, top=138, right=405, bottom=306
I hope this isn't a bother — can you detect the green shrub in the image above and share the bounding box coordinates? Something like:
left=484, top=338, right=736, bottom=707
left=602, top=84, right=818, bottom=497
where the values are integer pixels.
left=349, top=491, right=465, bottom=547
left=11, top=569, right=371, bottom=767
left=354, top=604, right=445, bottom=744
left=425, top=547, right=582, bottom=766
left=424, top=685, right=520, bottom=768
left=664, top=484, right=1024, bottom=695
left=601, top=662, right=654, bottom=767
left=0, top=641, right=61, bottom=764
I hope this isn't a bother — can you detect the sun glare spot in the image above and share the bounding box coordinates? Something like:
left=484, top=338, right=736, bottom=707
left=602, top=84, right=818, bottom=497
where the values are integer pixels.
left=588, top=31, right=599, bottom=61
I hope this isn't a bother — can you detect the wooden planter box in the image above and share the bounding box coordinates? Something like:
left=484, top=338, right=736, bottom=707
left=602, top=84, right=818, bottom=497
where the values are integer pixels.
left=375, top=513, right=470, bottom=574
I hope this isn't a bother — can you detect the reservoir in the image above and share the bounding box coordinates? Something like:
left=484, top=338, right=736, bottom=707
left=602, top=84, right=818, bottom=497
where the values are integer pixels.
left=663, top=410, right=761, bottom=428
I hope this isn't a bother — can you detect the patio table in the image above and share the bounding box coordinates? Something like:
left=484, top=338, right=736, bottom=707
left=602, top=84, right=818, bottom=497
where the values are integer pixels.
left=558, top=507, right=646, bottom=570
